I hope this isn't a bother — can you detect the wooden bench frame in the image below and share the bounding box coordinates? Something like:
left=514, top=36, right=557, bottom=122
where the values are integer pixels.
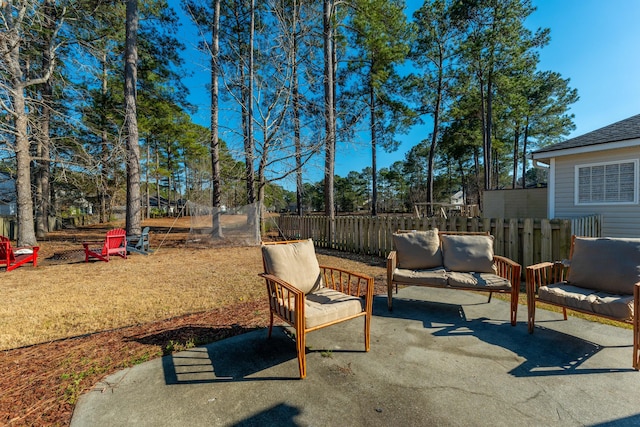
left=526, top=235, right=640, bottom=370
left=387, top=230, right=522, bottom=326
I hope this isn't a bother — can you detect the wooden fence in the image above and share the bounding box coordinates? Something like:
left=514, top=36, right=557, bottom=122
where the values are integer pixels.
left=276, top=215, right=601, bottom=271
left=0, top=216, right=16, bottom=240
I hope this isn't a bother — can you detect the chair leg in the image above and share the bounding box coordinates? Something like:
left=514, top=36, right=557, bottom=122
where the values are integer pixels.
left=634, top=295, right=639, bottom=370
left=510, top=292, right=517, bottom=326
left=562, top=307, right=568, bottom=320
left=267, top=311, right=274, bottom=339
left=297, top=329, right=306, bottom=379
left=364, top=312, right=371, bottom=352
left=487, top=292, right=493, bottom=303
left=527, top=295, right=536, bottom=334
left=634, top=321, right=639, bottom=371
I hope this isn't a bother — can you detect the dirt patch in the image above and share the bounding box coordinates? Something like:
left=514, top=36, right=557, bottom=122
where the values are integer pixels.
left=0, top=219, right=387, bottom=426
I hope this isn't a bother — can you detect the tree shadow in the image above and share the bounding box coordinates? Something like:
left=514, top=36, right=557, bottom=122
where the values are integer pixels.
left=374, top=295, right=634, bottom=377
left=231, top=403, right=302, bottom=427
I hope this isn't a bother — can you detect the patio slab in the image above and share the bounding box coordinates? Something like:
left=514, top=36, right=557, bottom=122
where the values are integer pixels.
left=71, top=286, right=640, bottom=426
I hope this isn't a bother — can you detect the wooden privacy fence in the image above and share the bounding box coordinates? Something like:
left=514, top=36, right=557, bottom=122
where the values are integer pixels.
left=0, top=216, right=16, bottom=240
left=276, top=215, right=600, bottom=272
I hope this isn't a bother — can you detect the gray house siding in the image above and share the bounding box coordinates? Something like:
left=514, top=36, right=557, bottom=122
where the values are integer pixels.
left=552, top=146, right=640, bottom=237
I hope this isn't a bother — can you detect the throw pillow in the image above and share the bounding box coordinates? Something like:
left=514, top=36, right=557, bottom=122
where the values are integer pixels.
left=261, top=239, right=322, bottom=294
left=393, top=229, right=442, bottom=270
left=441, top=234, right=496, bottom=273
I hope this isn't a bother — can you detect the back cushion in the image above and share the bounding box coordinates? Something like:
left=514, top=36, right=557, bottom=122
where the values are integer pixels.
left=393, top=229, right=442, bottom=270
left=261, top=239, right=322, bottom=294
left=441, top=234, right=496, bottom=273
left=567, top=237, right=640, bottom=295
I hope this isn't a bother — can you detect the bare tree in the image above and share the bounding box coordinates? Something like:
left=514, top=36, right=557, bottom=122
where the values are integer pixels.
left=0, top=1, right=65, bottom=245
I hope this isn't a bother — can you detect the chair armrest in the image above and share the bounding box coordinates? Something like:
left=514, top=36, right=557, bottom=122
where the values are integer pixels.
left=493, top=255, right=522, bottom=288
left=525, top=261, right=567, bottom=296
left=387, top=250, right=397, bottom=284
left=259, top=273, right=305, bottom=326
left=318, top=265, right=374, bottom=300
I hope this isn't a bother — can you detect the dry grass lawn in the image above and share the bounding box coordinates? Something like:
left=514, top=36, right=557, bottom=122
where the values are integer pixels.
left=1, top=217, right=387, bottom=351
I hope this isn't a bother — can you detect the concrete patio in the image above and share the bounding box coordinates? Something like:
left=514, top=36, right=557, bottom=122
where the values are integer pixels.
left=71, top=286, right=640, bottom=426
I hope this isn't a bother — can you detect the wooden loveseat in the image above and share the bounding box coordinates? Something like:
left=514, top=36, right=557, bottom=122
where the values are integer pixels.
left=387, top=229, right=522, bottom=326
left=526, top=236, right=640, bottom=370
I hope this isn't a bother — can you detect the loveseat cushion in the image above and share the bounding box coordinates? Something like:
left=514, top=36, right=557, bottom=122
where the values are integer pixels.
left=393, top=267, right=448, bottom=286
left=393, top=229, right=442, bottom=270
left=446, top=271, right=511, bottom=290
left=538, top=282, right=634, bottom=320
left=441, top=234, right=496, bottom=273
left=304, top=287, right=364, bottom=328
left=262, top=239, right=322, bottom=294
left=567, top=237, right=640, bottom=295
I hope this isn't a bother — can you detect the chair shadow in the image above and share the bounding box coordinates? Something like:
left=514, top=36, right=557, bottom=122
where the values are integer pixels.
left=130, top=325, right=308, bottom=384
left=374, top=295, right=634, bottom=377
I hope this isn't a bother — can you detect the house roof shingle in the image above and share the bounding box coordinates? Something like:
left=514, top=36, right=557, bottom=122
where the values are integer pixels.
left=533, top=113, right=640, bottom=154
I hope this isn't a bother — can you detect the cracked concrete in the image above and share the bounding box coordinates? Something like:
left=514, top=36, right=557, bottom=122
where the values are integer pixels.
left=71, top=286, right=640, bottom=426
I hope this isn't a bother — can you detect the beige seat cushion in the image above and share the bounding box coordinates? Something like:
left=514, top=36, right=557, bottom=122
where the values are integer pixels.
left=262, top=239, right=322, bottom=294
left=446, top=271, right=511, bottom=290
left=304, top=288, right=364, bottom=329
left=441, top=234, right=496, bottom=273
left=567, top=237, right=640, bottom=295
left=539, top=282, right=634, bottom=320
left=393, top=229, right=442, bottom=270
left=392, top=267, right=448, bottom=286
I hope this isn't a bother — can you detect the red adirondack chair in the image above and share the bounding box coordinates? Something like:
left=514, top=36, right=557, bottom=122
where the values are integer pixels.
left=0, top=236, right=39, bottom=272
left=82, top=228, right=127, bottom=262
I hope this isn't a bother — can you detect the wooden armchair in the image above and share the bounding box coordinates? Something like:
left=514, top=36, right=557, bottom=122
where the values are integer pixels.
left=0, top=236, right=39, bottom=272
left=527, top=236, right=640, bottom=370
left=260, top=239, right=374, bottom=379
left=83, top=228, right=127, bottom=262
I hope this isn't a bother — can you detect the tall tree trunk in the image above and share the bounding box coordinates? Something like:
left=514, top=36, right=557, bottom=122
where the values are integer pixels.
left=100, top=51, right=109, bottom=223
left=323, top=0, right=336, bottom=236
left=484, top=73, right=493, bottom=190
left=14, top=87, right=37, bottom=246
left=292, top=0, right=303, bottom=217
left=125, top=0, right=141, bottom=236
left=211, top=0, right=223, bottom=237
left=427, top=67, right=443, bottom=217
left=35, top=0, right=56, bottom=238
left=370, top=78, right=377, bottom=216
left=145, top=141, right=150, bottom=218
left=244, top=0, right=256, bottom=205
left=512, top=126, right=519, bottom=189
left=522, top=117, right=530, bottom=188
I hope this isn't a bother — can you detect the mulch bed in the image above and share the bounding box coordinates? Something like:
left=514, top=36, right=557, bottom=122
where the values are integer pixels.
left=0, top=299, right=271, bottom=426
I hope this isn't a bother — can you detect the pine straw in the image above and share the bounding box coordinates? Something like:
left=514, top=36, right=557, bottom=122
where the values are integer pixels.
left=0, top=225, right=387, bottom=426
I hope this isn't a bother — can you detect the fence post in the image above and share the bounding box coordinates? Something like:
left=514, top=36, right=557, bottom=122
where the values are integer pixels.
left=522, top=218, right=534, bottom=270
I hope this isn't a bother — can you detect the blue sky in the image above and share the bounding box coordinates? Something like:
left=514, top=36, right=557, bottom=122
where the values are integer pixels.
left=171, top=0, right=640, bottom=188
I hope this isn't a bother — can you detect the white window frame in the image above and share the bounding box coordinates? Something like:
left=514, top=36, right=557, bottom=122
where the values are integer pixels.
left=574, top=159, right=638, bottom=205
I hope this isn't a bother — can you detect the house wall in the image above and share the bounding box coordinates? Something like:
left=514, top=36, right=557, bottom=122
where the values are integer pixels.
left=553, top=145, right=640, bottom=237
left=483, top=188, right=547, bottom=218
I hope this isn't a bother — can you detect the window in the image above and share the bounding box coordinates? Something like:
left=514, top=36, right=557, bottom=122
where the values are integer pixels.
left=576, top=160, right=638, bottom=205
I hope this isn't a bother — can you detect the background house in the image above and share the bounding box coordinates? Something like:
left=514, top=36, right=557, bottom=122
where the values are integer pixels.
left=0, top=171, right=16, bottom=216
left=531, top=114, right=640, bottom=238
